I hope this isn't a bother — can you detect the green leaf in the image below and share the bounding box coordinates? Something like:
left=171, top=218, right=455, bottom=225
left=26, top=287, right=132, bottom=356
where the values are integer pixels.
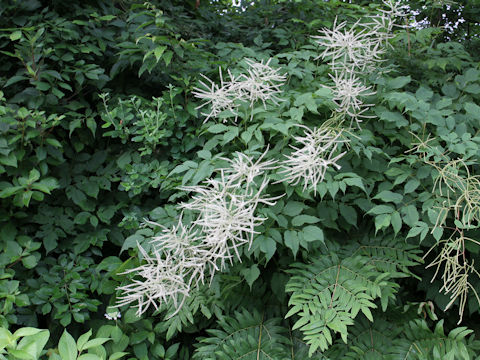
left=10, top=30, right=22, bottom=41
left=163, top=50, right=173, bottom=66
left=301, top=225, right=324, bottom=243
left=67, top=187, right=87, bottom=206
left=21, top=255, right=37, bottom=269
left=373, top=190, right=403, bottom=204
left=58, top=330, right=77, bottom=360
left=402, top=205, right=419, bottom=227
left=282, top=201, right=305, bottom=217
left=86, top=117, right=97, bottom=136
left=4, top=75, right=28, bottom=87
left=154, top=46, right=167, bottom=62
left=45, top=138, right=62, bottom=148
left=284, top=230, right=299, bottom=256
left=241, top=264, right=260, bottom=289
left=291, top=215, right=320, bottom=226
left=343, top=176, right=366, bottom=192
left=387, top=76, right=411, bottom=89
left=0, top=153, right=18, bottom=167
left=465, top=102, right=480, bottom=120
left=22, top=190, right=33, bottom=207
left=109, top=352, right=128, bottom=360
left=83, top=337, right=111, bottom=350
left=52, top=87, right=65, bottom=99
left=259, top=237, right=276, bottom=261
left=406, top=221, right=428, bottom=241
left=8, top=348, right=33, bottom=359
left=391, top=211, right=402, bottom=234
left=28, top=169, right=40, bottom=183
left=76, top=330, right=92, bottom=352
left=13, top=328, right=42, bottom=338
left=375, top=214, right=391, bottom=233
left=207, top=124, right=228, bottom=134
left=367, top=205, right=394, bottom=215
left=0, top=186, right=23, bottom=198
left=339, top=204, right=357, bottom=226
left=78, top=355, right=102, bottom=360
left=404, top=179, right=420, bottom=194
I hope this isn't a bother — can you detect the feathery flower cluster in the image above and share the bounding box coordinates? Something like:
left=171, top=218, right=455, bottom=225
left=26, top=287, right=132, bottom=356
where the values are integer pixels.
left=327, top=71, right=376, bottom=126
left=313, top=0, right=405, bottom=74
left=193, top=58, right=286, bottom=123
left=279, top=125, right=347, bottom=194
left=313, top=0, right=405, bottom=126
left=116, top=149, right=280, bottom=316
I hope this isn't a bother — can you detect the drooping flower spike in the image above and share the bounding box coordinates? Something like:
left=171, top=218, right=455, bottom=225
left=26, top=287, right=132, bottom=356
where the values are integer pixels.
left=193, top=58, right=286, bottom=123
left=279, top=125, right=347, bottom=194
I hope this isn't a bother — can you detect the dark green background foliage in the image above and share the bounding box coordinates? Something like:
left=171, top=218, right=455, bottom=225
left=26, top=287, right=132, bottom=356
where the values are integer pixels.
left=1, top=0, right=480, bottom=359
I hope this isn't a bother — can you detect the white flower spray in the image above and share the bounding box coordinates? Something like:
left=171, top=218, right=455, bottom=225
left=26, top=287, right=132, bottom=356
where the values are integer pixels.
left=278, top=1, right=405, bottom=193
left=313, top=0, right=406, bottom=127
left=193, top=58, right=286, bottom=123
left=116, top=149, right=281, bottom=316
left=117, top=2, right=405, bottom=316
left=279, top=125, right=347, bottom=194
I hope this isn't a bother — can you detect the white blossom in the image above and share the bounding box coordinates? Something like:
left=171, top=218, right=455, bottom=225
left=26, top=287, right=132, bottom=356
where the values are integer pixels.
left=179, top=151, right=280, bottom=267
left=116, top=149, right=281, bottom=316
left=327, top=71, right=376, bottom=127
left=237, top=58, right=286, bottom=109
left=279, top=125, right=347, bottom=194
left=313, top=18, right=382, bottom=73
left=313, top=1, right=406, bottom=74
left=192, top=68, right=241, bottom=123
left=193, top=58, right=285, bottom=123
left=219, top=146, right=278, bottom=185
left=115, top=244, right=190, bottom=316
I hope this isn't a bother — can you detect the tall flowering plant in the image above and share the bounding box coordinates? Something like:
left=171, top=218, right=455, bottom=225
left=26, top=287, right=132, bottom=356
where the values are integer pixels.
left=117, top=0, right=404, bottom=318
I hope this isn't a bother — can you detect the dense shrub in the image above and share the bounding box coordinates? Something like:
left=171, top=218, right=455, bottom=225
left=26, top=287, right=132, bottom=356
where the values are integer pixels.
left=1, top=0, right=480, bottom=359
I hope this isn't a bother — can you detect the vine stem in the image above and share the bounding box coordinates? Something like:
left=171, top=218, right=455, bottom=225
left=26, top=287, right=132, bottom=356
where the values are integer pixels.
left=257, top=311, right=265, bottom=360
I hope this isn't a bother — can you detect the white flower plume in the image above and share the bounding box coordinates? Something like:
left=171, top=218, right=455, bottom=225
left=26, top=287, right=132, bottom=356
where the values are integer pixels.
left=116, top=245, right=190, bottom=316
left=279, top=125, right=347, bottom=194
left=313, top=18, right=383, bottom=73
left=313, top=1, right=406, bottom=74
left=192, top=68, right=241, bottom=123
left=327, top=71, right=376, bottom=127
left=237, top=58, right=286, bottom=108
left=116, top=149, right=281, bottom=316
left=180, top=149, right=280, bottom=267
left=193, top=58, right=285, bottom=123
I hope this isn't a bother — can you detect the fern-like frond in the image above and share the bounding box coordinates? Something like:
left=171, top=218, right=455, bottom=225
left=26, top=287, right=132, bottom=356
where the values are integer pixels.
left=285, top=253, right=381, bottom=355
left=347, top=236, right=422, bottom=277
left=193, top=309, right=290, bottom=360
left=342, top=316, right=400, bottom=359
left=155, top=286, right=223, bottom=340
left=392, top=319, right=480, bottom=360
left=346, top=236, right=423, bottom=310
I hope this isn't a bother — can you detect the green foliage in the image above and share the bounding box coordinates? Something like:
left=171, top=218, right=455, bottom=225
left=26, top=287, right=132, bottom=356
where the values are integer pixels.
left=285, top=238, right=421, bottom=355
left=0, top=0, right=480, bottom=359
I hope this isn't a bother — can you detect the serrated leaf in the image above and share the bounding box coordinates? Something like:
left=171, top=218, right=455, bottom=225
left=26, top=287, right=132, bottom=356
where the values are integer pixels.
left=284, top=230, right=299, bottom=256
left=207, top=124, right=228, bottom=133
left=373, top=190, right=403, bottom=204
left=367, top=205, right=394, bottom=215
left=282, top=201, right=305, bottom=217
left=301, top=225, right=324, bottom=243
left=387, top=76, right=411, bottom=89
left=465, top=102, right=480, bottom=120
left=240, top=264, right=260, bottom=289
left=292, top=215, right=320, bottom=226
left=58, top=330, right=77, bottom=360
